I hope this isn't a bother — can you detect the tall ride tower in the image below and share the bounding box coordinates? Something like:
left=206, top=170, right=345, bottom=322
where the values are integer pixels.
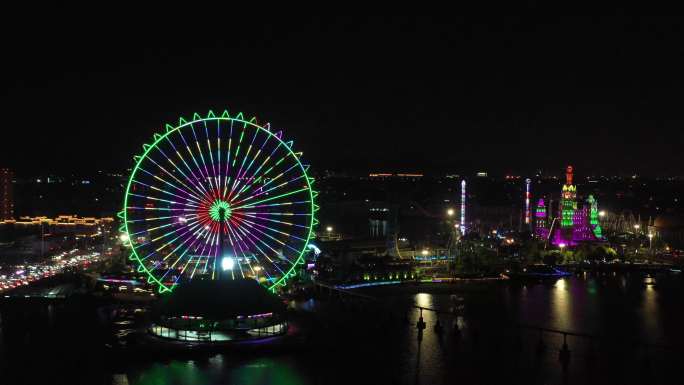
left=560, top=165, right=577, bottom=228
left=460, top=179, right=466, bottom=234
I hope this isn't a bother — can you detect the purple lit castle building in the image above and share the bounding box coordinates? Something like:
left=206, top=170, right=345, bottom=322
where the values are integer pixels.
left=534, top=166, right=604, bottom=247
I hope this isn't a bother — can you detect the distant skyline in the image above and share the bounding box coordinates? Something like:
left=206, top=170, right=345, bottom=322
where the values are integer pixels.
left=2, top=15, right=684, bottom=176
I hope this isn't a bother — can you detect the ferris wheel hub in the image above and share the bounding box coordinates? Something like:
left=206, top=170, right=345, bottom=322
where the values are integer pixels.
left=209, top=199, right=232, bottom=222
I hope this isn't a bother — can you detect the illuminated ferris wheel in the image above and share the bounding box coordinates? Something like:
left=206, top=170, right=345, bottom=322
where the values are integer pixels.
left=119, top=111, right=317, bottom=293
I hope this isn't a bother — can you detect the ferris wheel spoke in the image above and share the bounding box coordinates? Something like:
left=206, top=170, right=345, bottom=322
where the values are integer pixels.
left=232, top=169, right=301, bottom=206
left=163, top=135, right=214, bottom=200
left=231, top=126, right=246, bottom=169
left=230, top=130, right=271, bottom=198
left=236, top=218, right=303, bottom=257
left=188, top=229, right=217, bottom=279
left=201, top=222, right=221, bottom=276
left=231, top=165, right=303, bottom=206
left=230, top=136, right=283, bottom=195
left=136, top=219, right=203, bottom=262
left=177, top=127, right=217, bottom=202
left=238, top=217, right=307, bottom=243
left=139, top=157, right=208, bottom=204
left=232, top=223, right=287, bottom=274
left=215, top=121, right=223, bottom=200
left=189, top=122, right=219, bottom=198
left=241, top=200, right=311, bottom=209
left=231, top=183, right=308, bottom=210
left=229, top=148, right=293, bottom=203
left=128, top=222, right=176, bottom=236
left=230, top=225, right=280, bottom=280
left=131, top=178, right=204, bottom=207
left=147, top=215, right=206, bottom=244
left=163, top=234, right=207, bottom=283
left=238, top=211, right=311, bottom=217
left=152, top=144, right=211, bottom=201
left=128, top=193, right=202, bottom=209
left=126, top=215, right=177, bottom=223
left=202, top=119, right=220, bottom=197
left=234, top=212, right=309, bottom=230
left=227, top=127, right=260, bottom=200
left=223, top=119, right=235, bottom=197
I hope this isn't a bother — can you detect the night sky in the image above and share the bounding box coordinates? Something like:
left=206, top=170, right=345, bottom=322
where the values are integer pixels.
left=2, top=15, right=684, bottom=177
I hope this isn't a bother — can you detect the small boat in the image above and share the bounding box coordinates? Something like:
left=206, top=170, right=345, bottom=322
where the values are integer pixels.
left=503, top=265, right=572, bottom=280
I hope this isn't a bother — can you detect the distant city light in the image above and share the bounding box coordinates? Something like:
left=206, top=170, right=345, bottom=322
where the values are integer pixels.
left=421, top=249, right=429, bottom=256
left=447, top=208, right=455, bottom=216
left=326, top=226, right=333, bottom=232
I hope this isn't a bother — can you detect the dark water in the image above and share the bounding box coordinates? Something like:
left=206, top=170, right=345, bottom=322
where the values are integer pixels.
left=1, top=272, right=683, bottom=385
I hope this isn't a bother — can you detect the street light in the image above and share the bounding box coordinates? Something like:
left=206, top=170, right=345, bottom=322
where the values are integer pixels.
left=326, top=226, right=333, bottom=233
left=648, top=233, right=653, bottom=250
left=599, top=210, right=606, bottom=218
left=633, top=224, right=640, bottom=234
left=447, top=208, right=455, bottom=217
left=421, top=249, right=429, bottom=256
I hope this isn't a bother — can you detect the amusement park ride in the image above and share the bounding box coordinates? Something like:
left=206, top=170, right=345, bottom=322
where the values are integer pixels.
left=118, top=110, right=317, bottom=343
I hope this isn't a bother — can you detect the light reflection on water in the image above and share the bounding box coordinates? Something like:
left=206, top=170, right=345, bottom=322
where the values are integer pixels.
left=552, top=278, right=572, bottom=331
left=124, top=274, right=681, bottom=385
left=3, top=273, right=679, bottom=385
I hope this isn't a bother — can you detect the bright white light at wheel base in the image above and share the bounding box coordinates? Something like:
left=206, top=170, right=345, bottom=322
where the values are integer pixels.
left=221, top=257, right=234, bottom=271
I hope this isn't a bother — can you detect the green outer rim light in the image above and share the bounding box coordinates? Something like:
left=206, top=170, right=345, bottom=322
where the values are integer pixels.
left=122, top=112, right=316, bottom=294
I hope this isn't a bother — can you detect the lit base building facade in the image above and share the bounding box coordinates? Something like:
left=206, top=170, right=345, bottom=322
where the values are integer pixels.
left=149, top=279, right=288, bottom=343
left=535, top=166, right=604, bottom=247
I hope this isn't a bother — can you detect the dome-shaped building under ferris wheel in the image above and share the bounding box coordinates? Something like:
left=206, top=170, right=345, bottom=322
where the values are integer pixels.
left=120, top=110, right=317, bottom=343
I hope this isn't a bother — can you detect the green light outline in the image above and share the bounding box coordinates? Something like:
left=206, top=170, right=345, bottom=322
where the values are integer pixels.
left=122, top=112, right=316, bottom=294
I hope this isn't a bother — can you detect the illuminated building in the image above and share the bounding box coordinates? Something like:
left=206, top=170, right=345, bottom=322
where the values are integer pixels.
left=587, top=195, right=602, bottom=238
left=535, top=198, right=549, bottom=239
left=536, top=166, right=604, bottom=247
left=0, top=168, right=13, bottom=220
left=0, top=215, right=114, bottom=236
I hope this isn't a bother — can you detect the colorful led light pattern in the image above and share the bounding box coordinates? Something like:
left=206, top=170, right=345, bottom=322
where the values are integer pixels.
left=587, top=195, right=602, bottom=238
left=535, top=198, right=549, bottom=239
left=560, top=166, right=576, bottom=228
left=120, top=111, right=317, bottom=293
